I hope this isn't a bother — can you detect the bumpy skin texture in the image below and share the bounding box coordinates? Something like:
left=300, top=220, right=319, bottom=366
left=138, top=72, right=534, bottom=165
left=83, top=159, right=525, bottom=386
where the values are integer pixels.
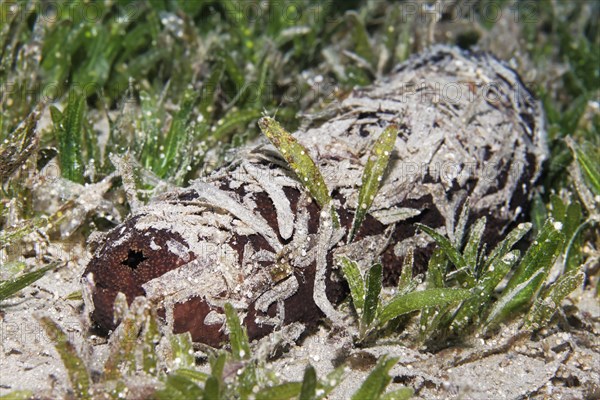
left=83, top=45, right=547, bottom=347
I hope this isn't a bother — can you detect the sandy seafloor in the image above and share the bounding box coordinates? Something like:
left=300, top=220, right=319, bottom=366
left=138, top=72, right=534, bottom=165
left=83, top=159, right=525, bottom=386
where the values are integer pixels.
left=0, top=246, right=598, bottom=399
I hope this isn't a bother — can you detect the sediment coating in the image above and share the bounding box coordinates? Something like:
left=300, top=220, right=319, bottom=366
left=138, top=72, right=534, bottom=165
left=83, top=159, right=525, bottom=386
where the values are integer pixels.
left=83, top=45, right=547, bottom=347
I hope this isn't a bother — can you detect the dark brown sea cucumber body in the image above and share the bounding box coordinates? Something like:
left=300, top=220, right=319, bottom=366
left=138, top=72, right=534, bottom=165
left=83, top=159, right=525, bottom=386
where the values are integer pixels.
left=83, top=45, right=547, bottom=347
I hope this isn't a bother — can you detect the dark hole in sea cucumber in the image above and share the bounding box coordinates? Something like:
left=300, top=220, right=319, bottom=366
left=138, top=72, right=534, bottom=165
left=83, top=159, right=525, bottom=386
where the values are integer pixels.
left=121, top=249, right=148, bottom=270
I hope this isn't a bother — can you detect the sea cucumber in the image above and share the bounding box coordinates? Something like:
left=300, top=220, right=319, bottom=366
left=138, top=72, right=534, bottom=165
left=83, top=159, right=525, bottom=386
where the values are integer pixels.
left=83, top=45, right=547, bottom=347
